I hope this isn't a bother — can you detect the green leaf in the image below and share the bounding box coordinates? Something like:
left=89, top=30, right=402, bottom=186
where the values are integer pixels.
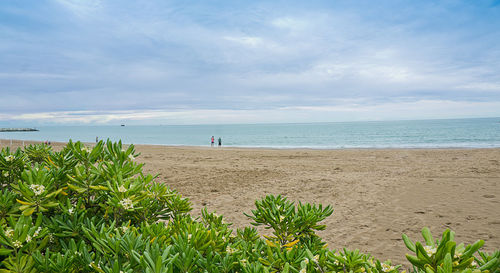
left=282, top=262, right=290, bottom=273
left=479, top=257, right=499, bottom=271
left=443, top=253, right=452, bottom=273
left=403, top=234, right=416, bottom=252
left=425, top=265, right=436, bottom=273
left=436, top=241, right=456, bottom=262
left=89, top=185, right=108, bottom=191
left=422, top=227, right=434, bottom=246
left=45, top=188, right=62, bottom=198
left=67, top=183, right=86, bottom=193
left=416, top=242, right=432, bottom=264
left=44, top=201, right=60, bottom=208
left=406, top=254, right=426, bottom=268
left=455, top=257, right=475, bottom=270
left=16, top=199, right=32, bottom=206
left=0, top=248, right=13, bottom=255
left=462, top=240, right=484, bottom=259
left=22, top=206, right=36, bottom=216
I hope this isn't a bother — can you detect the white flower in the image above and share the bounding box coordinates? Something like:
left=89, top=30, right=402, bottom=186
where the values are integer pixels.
left=26, top=235, right=32, bottom=242
left=299, top=268, right=307, bottom=273
left=30, top=184, right=45, bottom=196
left=4, top=155, right=14, bottom=162
left=33, top=227, right=42, bottom=237
left=118, top=185, right=127, bottom=193
left=68, top=207, right=74, bottom=215
left=382, top=263, right=395, bottom=272
left=5, top=228, right=14, bottom=238
left=119, top=198, right=133, bottom=210
left=12, top=240, right=22, bottom=248
left=279, top=215, right=285, bottom=221
left=304, top=258, right=309, bottom=264
left=187, top=234, right=192, bottom=240
left=120, top=226, right=129, bottom=233
left=81, top=147, right=91, bottom=153
left=226, top=246, right=235, bottom=254
left=48, top=233, right=54, bottom=243
left=423, top=245, right=437, bottom=256
left=128, top=154, right=135, bottom=161
left=3, top=171, right=8, bottom=177
left=313, top=255, right=319, bottom=263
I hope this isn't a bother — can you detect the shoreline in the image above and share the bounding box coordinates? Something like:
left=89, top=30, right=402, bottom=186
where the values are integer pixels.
left=1, top=138, right=499, bottom=265
left=1, top=138, right=500, bottom=151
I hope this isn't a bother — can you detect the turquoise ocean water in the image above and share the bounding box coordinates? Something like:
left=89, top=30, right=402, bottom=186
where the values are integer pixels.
left=1, top=118, right=500, bottom=149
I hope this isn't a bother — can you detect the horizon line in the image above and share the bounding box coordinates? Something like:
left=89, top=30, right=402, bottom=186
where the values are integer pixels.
left=2, top=116, right=499, bottom=127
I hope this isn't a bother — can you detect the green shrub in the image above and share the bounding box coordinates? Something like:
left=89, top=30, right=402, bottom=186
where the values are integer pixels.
left=0, top=147, right=27, bottom=188
left=0, top=140, right=496, bottom=273
left=403, top=227, right=499, bottom=273
left=23, top=144, right=52, bottom=165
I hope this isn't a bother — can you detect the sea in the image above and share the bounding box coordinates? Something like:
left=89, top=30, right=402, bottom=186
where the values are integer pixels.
left=1, top=118, right=500, bottom=149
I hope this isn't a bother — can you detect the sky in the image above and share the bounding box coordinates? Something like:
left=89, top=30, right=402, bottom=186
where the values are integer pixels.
left=0, top=0, right=500, bottom=125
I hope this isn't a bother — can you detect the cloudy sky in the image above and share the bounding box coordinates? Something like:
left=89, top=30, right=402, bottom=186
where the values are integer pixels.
left=1, top=0, right=499, bottom=125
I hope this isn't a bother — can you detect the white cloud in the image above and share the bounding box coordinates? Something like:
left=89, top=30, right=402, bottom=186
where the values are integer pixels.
left=53, top=0, right=102, bottom=17
left=1, top=1, right=500, bottom=124
left=223, top=36, right=264, bottom=47
left=0, top=73, right=74, bottom=79
left=271, top=17, right=310, bottom=31
left=3, top=100, right=500, bottom=125
left=455, top=82, right=500, bottom=91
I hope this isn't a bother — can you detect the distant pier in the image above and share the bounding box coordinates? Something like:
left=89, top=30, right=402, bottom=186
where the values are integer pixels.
left=0, top=128, right=38, bottom=132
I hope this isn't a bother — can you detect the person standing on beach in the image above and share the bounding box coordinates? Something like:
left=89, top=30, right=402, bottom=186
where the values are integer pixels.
left=218, top=137, right=222, bottom=147
left=211, top=136, right=215, bottom=147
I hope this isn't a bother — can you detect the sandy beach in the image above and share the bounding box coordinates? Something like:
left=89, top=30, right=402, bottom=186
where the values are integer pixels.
left=2, top=139, right=499, bottom=265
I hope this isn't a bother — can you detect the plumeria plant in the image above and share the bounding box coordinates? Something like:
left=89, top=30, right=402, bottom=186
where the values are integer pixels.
left=14, top=166, right=63, bottom=216
left=402, top=227, right=498, bottom=273
left=0, top=147, right=27, bottom=187
left=246, top=195, right=333, bottom=246
left=23, top=144, right=52, bottom=165
left=0, top=214, right=48, bottom=273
